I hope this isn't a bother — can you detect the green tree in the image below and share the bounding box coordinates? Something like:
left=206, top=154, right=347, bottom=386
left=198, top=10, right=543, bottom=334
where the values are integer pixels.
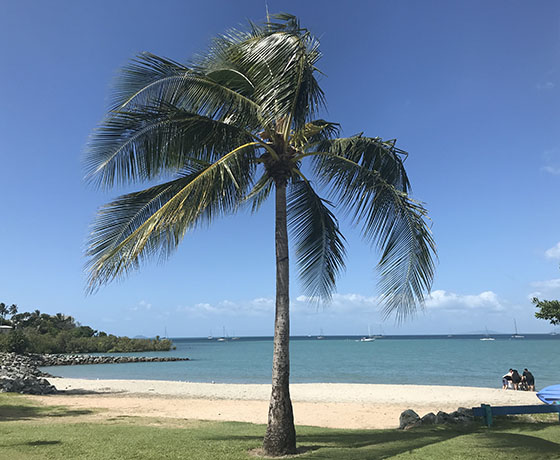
left=84, top=15, right=436, bottom=456
left=532, top=297, right=560, bottom=325
left=0, top=303, right=7, bottom=324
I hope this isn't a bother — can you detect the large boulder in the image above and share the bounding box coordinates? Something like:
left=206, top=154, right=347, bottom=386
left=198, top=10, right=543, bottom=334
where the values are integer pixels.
left=399, top=409, right=421, bottom=429
left=435, top=411, right=451, bottom=424
left=421, top=412, right=437, bottom=425
left=448, top=407, right=474, bottom=425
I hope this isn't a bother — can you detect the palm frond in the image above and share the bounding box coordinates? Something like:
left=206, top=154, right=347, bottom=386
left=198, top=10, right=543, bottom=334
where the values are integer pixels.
left=244, top=173, right=274, bottom=213
left=311, top=137, right=436, bottom=319
left=111, top=52, right=261, bottom=130
left=311, top=136, right=410, bottom=193
left=85, top=105, right=258, bottom=189
left=86, top=143, right=256, bottom=291
left=292, top=119, right=340, bottom=150
left=201, top=19, right=325, bottom=132
left=287, top=178, right=346, bottom=301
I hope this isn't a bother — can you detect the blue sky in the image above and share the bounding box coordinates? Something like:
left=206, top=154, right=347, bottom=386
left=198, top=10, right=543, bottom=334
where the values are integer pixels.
left=1, top=0, right=559, bottom=337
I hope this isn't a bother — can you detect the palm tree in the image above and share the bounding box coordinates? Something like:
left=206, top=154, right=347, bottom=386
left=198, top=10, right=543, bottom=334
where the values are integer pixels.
left=0, top=303, right=7, bottom=324
left=84, top=14, right=436, bottom=456
left=8, top=304, right=18, bottom=317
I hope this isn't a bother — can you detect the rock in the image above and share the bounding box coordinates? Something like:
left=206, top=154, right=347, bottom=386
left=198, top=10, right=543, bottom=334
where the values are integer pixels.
left=448, top=408, right=474, bottom=425
left=435, top=411, right=451, bottom=424
left=421, top=412, right=436, bottom=425
left=456, top=407, right=474, bottom=417
left=399, top=409, right=421, bottom=429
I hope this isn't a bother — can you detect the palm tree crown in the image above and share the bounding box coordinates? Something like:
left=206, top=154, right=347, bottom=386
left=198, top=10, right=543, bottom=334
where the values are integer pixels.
left=85, top=14, right=435, bottom=317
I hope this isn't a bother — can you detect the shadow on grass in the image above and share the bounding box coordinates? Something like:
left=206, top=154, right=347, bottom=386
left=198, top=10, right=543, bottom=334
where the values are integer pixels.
left=0, top=403, right=93, bottom=422
left=209, top=425, right=469, bottom=458
left=210, top=421, right=560, bottom=459
left=26, top=440, right=62, bottom=446
left=476, top=431, right=560, bottom=451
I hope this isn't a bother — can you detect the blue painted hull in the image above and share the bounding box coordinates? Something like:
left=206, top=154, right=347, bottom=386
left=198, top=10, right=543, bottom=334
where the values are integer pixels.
left=537, top=384, right=560, bottom=405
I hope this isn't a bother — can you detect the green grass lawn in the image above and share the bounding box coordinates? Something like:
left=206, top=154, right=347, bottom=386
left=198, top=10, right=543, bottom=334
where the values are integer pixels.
left=0, top=393, right=558, bottom=459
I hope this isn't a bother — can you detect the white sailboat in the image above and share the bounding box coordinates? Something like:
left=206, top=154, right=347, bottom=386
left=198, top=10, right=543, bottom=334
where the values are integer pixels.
left=480, top=327, right=495, bottom=341
left=317, top=328, right=324, bottom=340
left=511, top=319, right=524, bottom=339
left=360, top=325, right=376, bottom=342
left=217, top=326, right=227, bottom=341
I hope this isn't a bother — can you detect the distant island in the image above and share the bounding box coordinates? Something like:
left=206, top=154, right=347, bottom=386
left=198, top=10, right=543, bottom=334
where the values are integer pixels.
left=0, top=307, right=174, bottom=353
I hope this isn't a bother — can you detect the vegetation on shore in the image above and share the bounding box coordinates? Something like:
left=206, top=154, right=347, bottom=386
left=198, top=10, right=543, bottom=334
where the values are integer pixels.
left=0, top=307, right=172, bottom=354
left=0, top=393, right=558, bottom=460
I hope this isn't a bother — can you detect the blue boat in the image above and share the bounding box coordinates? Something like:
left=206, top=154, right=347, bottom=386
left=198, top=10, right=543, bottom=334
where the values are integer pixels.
left=537, top=385, right=560, bottom=405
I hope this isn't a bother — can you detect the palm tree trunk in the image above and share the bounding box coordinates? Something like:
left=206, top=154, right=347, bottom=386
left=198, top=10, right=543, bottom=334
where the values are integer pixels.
left=263, top=180, right=297, bottom=456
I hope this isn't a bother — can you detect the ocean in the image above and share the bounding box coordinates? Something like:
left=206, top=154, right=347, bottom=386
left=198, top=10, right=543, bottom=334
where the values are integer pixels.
left=40, top=335, right=560, bottom=390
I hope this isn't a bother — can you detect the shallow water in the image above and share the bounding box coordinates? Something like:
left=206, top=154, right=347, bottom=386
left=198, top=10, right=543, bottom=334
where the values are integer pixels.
left=40, top=335, right=560, bottom=389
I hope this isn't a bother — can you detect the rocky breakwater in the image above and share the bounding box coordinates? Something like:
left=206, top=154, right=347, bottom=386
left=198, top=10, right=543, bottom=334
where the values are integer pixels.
left=35, top=354, right=190, bottom=367
left=0, top=352, right=57, bottom=395
left=0, top=353, right=190, bottom=395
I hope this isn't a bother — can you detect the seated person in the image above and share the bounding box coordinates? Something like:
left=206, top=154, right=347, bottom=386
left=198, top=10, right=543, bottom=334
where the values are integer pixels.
left=522, top=368, right=535, bottom=391
left=511, top=369, right=522, bottom=390
left=502, top=369, right=513, bottom=389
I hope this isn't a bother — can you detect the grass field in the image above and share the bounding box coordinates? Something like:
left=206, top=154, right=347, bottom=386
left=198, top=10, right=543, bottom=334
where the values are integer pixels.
left=0, top=393, right=558, bottom=459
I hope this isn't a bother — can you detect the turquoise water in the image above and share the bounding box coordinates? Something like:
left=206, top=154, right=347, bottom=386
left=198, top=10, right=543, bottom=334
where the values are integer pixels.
left=40, top=335, right=560, bottom=389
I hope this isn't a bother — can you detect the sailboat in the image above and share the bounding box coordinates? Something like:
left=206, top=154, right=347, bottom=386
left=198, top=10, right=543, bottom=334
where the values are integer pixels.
left=480, top=327, right=495, bottom=341
left=511, top=319, right=524, bottom=339
left=360, top=324, right=375, bottom=342
left=317, top=328, right=325, bottom=340
left=217, top=326, right=228, bottom=342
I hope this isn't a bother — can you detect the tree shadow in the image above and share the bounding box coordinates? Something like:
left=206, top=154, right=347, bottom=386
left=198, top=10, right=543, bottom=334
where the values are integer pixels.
left=26, top=440, right=62, bottom=446
left=211, top=421, right=560, bottom=459
left=475, top=431, right=560, bottom=452
left=209, top=425, right=469, bottom=458
left=0, top=403, right=93, bottom=422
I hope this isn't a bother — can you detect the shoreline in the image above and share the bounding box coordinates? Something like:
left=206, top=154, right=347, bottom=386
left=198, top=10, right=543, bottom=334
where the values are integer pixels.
left=24, top=377, right=541, bottom=429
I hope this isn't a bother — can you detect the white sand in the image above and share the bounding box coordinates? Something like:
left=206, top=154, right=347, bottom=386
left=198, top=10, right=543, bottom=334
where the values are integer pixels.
left=26, top=378, right=541, bottom=429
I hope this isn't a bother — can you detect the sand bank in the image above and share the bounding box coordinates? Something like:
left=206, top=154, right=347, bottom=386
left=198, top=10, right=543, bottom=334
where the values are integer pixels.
left=27, top=378, right=540, bottom=429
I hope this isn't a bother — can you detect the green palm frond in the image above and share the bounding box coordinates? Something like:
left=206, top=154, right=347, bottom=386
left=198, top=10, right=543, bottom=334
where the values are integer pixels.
left=110, top=52, right=190, bottom=110
left=312, top=136, right=410, bottom=193
left=292, top=119, right=340, bottom=150
left=245, top=173, right=274, bottom=213
left=203, top=19, right=324, bottom=133
left=311, top=137, right=435, bottom=319
left=287, top=178, right=346, bottom=301
left=86, top=143, right=257, bottom=291
left=112, top=52, right=261, bottom=129
left=85, top=105, right=258, bottom=189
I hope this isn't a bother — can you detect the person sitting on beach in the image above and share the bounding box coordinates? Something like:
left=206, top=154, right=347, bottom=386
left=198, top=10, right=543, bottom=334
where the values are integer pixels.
left=502, top=369, right=513, bottom=389
left=511, top=369, right=522, bottom=390
left=522, top=368, right=535, bottom=391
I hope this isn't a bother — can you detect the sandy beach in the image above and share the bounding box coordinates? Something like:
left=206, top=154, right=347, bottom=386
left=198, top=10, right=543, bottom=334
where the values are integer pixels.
left=25, top=378, right=541, bottom=429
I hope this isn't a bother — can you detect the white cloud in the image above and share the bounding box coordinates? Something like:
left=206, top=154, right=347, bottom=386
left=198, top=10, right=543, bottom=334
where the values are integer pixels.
left=176, top=297, right=275, bottom=317
left=545, top=242, right=560, bottom=259
left=543, top=165, right=560, bottom=175
left=129, top=300, right=152, bottom=311
left=528, top=278, right=560, bottom=301
left=425, top=290, right=505, bottom=312
left=542, top=149, right=560, bottom=175
left=537, top=81, right=555, bottom=90
left=531, top=278, right=560, bottom=290
left=294, top=293, right=379, bottom=313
